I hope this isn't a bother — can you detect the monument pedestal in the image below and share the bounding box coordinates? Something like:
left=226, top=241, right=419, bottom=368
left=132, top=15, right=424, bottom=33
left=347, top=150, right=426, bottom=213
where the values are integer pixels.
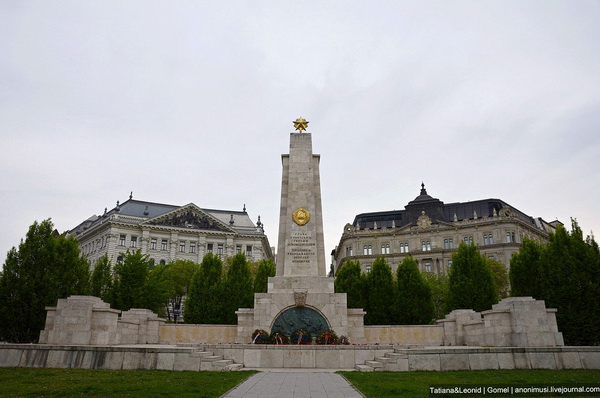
left=236, top=127, right=365, bottom=344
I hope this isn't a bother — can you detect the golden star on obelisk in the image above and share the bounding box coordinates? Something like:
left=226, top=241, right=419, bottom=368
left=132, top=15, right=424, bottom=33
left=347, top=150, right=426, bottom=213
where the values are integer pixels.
left=293, top=117, right=309, bottom=132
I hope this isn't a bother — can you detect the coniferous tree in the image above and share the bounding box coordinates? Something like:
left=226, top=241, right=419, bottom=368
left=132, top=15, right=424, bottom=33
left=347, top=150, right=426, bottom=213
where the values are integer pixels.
left=509, top=238, right=544, bottom=298
left=111, top=249, right=167, bottom=314
left=185, top=253, right=224, bottom=324
left=90, top=254, right=113, bottom=301
left=364, top=256, right=394, bottom=325
left=395, top=257, right=434, bottom=324
left=540, top=221, right=600, bottom=345
left=446, top=242, right=498, bottom=313
left=221, top=253, right=254, bottom=324
left=334, top=259, right=365, bottom=309
left=253, top=258, right=275, bottom=294
left=0, top=219, right=90, bottom=343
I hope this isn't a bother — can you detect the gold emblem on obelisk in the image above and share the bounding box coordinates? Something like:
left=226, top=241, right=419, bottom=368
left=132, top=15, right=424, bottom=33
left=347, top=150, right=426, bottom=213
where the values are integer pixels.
left=293, top=117, right=309, bottom=132
left=292, top=208, right=310, bottom=226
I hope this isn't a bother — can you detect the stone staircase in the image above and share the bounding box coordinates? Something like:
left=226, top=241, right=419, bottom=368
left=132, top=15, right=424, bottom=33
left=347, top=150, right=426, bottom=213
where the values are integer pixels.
left=356, top=350, right=408, bottom=372
left=189, top=347, right=243, bottom=371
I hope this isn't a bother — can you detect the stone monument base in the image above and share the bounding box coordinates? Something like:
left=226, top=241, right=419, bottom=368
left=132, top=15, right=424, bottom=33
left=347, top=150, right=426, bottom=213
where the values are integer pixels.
left=236, top=276, right=366, bottom=344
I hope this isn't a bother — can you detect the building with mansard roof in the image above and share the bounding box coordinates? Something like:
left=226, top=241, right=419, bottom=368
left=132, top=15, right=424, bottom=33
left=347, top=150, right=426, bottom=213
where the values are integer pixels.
left=69, top=194, right=273, bottom=267
left=332, top=184, right=560, bottom=275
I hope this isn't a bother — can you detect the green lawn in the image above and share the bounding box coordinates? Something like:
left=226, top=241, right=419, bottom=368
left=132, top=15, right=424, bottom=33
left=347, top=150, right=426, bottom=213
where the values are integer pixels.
left=0, top=368, right=257, bottom=397
left=340, top=369, right=600, bottom=397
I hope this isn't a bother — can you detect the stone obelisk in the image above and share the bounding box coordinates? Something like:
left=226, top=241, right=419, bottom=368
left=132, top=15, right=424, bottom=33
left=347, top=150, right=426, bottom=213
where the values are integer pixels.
left=276, top=129, right=327, bottom=278
left=235, top=118, right=364, bottom=343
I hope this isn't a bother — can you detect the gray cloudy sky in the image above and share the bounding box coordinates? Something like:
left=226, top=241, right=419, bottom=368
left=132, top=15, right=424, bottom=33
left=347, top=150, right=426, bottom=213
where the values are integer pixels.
left=2, top=1, right=599, bottom=271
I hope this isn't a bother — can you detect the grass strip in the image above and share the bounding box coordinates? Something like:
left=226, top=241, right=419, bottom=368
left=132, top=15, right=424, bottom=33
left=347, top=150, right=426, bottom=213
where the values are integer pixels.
left=340, top=369, right=600, bottom=397
left=0, top=368, right=257, bottom=397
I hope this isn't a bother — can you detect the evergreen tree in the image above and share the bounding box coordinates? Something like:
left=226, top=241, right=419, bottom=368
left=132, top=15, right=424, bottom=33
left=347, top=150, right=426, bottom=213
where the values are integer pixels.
left=395, top=257, right=434, bottom=324
left=334, top=259, right=365, bottom=309
left=253, top=258, right=275, bottom=294
left=487, top=258, right=510, bottom=299
left=423, top=271, right=449, bottom=320
left=540, top=221, right=600, bottom=345
left=221, top=253, right=254, bottom=324
left=185, top=253, right=224, bottom=324
left=446, top=242, right=498, bottom=313
left=509, top=238, right=544, bottom=298
left=363, top=256, right=394, bottom=325
left=0, top=219, right=90, bottom=343
left=111, top=249, right=167, bottom=314
left=90, top=254, right=113, bottom=301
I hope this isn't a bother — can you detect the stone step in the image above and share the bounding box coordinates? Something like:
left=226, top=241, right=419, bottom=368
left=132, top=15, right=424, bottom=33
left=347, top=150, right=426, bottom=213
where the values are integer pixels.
left=202, top=355, right=223, bottom=362
left=375, top=356, right=394, bottom=364
left=386, top=352, right=407, bottom=359
left=356, top=364, right=374, bottom=372
left=365, top=360, right=384, bottom=368
left=225, top=363, right=244, bottom=371
left=191, top=351, right=213, bottom=358
left=213, top=359, right=234, bottom=369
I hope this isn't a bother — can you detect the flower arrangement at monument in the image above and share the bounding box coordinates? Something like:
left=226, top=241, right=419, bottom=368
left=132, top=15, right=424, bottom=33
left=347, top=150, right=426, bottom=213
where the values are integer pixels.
left=338, top=335, right=350, bottom=345
left=251, top=329, right=270, bottom=344
left=316, top=329, right=339, bottom=345
left=290, top=328, right=312, bottom=345
left=269, top=331, right=289, bottom=345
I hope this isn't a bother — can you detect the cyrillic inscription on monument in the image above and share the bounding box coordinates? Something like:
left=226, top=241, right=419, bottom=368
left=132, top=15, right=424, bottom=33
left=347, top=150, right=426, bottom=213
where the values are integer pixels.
left=287, top=231, right=316, bottom=264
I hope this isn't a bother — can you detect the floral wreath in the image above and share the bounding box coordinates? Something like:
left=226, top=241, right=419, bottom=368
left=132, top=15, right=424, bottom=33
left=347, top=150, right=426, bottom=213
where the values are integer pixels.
left=290, top=328, right=313, bottom=345
left=316, top=329, right=339, bottom=345
left=251, top=329, right=270, bottom=344
left=269, top=331, right=290, bottom=345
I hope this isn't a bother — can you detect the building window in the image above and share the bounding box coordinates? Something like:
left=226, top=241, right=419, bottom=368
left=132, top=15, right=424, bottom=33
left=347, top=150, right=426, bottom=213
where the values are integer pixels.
left=207, top=243, right=213, bottom=253
left=381, top=244, right=390, bottom=254
left=149, top=259, right=155, bottom=267
left=400, top=242, right=409, bottom=253
left=448, top=260, right=453, bottom=268
left=425, top=261, right=432, bottom=272
left=117, top=255, right=123, bottom=263
left=161, top=239, right=168, bottom=251
left=119, top=235, right=126, bottom=246
left=506, top=232, right=515, bottom=243
left=484, top=234, right=494, bottom=245
left=130, top=236, right=137, bottom=248
left=217, top=244, right=224, bottom=255
left=421, top=241, right=431, bottom=251
left=160, top=260, right=166, bottom=265
left=365, top=265, right=371, bottom=273
left=363, top=245, right=372, bottom=255
left=179, top=241, right=186, bottom=252
left=151, top=238, right=157, bottom=250
left=246, top=245, right=253, bottom=257
left=190, top=242, right=196, bottom=254
left=464, top=236, right=473, bottom=245
left=444, top=238, right=454, bottom=250
left=346, top=246, right=353, bottom=257
left=236, top=245, right=242, bottom=254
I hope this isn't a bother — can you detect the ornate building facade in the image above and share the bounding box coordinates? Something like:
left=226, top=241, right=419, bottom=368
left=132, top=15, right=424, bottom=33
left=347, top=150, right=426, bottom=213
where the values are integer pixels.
left=333, top=184, right=559, bottom=275
left=69, top=195, right=273, bottom=266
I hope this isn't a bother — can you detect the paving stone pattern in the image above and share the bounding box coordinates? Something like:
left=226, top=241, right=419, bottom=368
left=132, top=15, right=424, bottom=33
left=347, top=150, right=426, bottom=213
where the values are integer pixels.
left=223, top=372, right=364, bottom=398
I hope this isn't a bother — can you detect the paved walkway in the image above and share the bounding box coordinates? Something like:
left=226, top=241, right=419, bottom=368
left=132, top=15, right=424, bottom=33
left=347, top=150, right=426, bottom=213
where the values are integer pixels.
left=222, top=371, right=364, bottom=398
